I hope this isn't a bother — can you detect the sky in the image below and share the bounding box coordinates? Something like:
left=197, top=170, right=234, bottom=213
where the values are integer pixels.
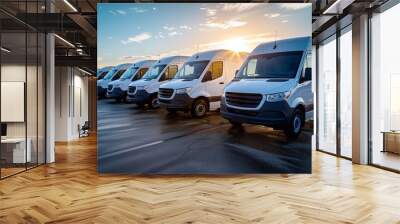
left=97, top=3, right=311, bottom=68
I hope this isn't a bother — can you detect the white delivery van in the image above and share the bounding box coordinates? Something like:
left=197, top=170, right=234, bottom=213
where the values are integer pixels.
left=127, top=56, right=189, bottom=108
left=107, top=60, right=156, bottom=102
left=220, top=36, right=313, bottom=139
left=97, top=63, right=131, bottom=98
left=158, top=49, right=248, bottom=118
left=97, top=66, right=113, bottom=80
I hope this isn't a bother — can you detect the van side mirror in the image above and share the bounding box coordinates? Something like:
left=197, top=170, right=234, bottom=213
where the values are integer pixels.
left=202, top=71, right=212, bottom=82
left=301, top=68, right=312, bottom=82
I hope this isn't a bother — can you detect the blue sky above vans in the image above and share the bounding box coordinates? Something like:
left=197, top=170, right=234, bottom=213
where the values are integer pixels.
left=97, top=3, right=311, bottom=68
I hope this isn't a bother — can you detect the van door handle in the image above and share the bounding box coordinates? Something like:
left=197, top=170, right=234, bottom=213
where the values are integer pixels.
left=219, top=82, right=224, bottom=84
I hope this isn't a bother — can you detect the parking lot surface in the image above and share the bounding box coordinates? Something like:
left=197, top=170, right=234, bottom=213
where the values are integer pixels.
left=98, top=99, right=311, bottom=174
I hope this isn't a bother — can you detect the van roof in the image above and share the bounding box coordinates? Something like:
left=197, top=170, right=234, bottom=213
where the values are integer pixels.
left=114, top=63, right=133, bottom=70
left=98, top=66, right=113, bottom=72
left=251, top=36, right=311, bottom=56
left=131, top=60, right=156, bottom=68
left=153, top=56, right=189, bottom=66
left=188, top=49, right=249, bottom=62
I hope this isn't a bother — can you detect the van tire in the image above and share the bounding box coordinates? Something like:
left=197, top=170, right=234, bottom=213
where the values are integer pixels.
left=191, top=98, right=208, bottom=118
left=123, top=94, right=129, bottom=103
left=167, top=109, right=177, bottom=114
left=284, top=108, right=304, bottom=140
left=149, top=95, right=159, bottom=109
left=229, top=120, right=242, bottom=127
left=136, top=102, right=145, bottom=108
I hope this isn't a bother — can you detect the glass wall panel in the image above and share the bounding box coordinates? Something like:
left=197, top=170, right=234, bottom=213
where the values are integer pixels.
left=1, top=30, right=28, bottom=177
left=37, top=32, right=45, bottom=165
left=371, top=3, right=400, bottom=171
left=27, top=31, right=38, bottom=169
left=0, top=1, right=46, bottom=179
left=317, top=35, right=337, bottom=154
left=339, top=27, right=352, bottom=158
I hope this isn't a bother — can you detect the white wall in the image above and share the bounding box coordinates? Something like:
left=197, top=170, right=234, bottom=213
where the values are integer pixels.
left=55, top=67, right=89, bottom=141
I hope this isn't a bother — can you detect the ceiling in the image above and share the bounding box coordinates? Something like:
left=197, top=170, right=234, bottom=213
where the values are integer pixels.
left=0, top=0, right=390, bottom=74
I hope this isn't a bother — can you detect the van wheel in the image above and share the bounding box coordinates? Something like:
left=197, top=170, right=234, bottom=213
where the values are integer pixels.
left=136, top=102, right=145, bottom=108
left=191, top=98, right=208, bottom=118
left=123, top=94, right=129, bottom=103
left=284, top=109, right=304, bottom=140
left=167, top=109, right=177, bottom=114
left=149, top=95, right=159, bottom=109
left=229, top=120, right=242, bottom=127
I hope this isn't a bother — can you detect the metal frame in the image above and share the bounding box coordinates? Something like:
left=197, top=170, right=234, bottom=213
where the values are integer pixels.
left=315, top=22, right=353, bottom=161
left=0, top=0, right=47, bottom=180
left=367, top=0, right=400, bottom=172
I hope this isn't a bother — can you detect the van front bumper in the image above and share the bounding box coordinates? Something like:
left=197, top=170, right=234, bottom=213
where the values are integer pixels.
left=127, top=90, right=151, bottom=103
left=220, top=98, right=292, bottom=127
left=97, top=86, right=107, bottom=97
left=107, top=87, right=125, bottom=99
left=159, top=93, right=193, bottom=110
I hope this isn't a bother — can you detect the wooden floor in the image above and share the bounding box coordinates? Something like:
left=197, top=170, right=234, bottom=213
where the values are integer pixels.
left=1, top=135, right=400, bottom=224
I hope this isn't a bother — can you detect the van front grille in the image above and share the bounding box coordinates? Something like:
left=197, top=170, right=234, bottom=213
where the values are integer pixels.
left=128, top=86, right=136, bottom=94
left=159, top=88, right=174, bottom=98
left=225, top=92, right=262, bottom=108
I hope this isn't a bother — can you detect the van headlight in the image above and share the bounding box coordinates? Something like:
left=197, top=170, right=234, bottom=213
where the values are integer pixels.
left=176, top=87, right=192, bottom=94
left=265, top=91, right=290, bottom=102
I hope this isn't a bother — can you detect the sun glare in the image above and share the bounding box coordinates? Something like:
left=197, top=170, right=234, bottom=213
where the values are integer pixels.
left=222, top=38, right=250, bottom=53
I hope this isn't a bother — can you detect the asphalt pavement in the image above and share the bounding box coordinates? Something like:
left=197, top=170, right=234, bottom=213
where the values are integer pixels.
left=97, top=99, right=311, bottom=174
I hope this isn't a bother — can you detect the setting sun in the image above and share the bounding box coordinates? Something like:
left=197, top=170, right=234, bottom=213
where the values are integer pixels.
left=221, top=38, right=251, bottom=52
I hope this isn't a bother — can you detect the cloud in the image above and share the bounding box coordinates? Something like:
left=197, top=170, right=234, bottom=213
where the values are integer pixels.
left=200, top=33, right=274, bottom=52
left=280, top=3, right=310, bottom=10
left=116, top=10, right=126, bottom=15
left=109, top=10, right=127, bottom=15
left=202, top=19, right=247, bottom=29
left=281, top=20, right=288, bottom=23
left=206, top=9, right=217, bottom=16
left=200, top=7, right=217, bottom=17
left=168, top=31, right=181, bottom=36
left=98, top=57, right=103, bottom=62
left=179, top=25, right=192, bottom=30
left=264, top=13, right=280, bottom=18
left=121, top=55, right=148, bottom=60
left=130, top=7, right=147, bottom=13
left=121, top=33, right=152, bottom=44
left=163, top=26, right=175, bottom=31
left=220, top=3, right=263, bottom=12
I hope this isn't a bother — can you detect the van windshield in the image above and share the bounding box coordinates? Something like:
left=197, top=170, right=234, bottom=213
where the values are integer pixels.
left=97, top=71, right=108, bottom=80
left=143, top=64, right=167, bottom=80
left=174, top=60, right=209, bottom=80
left=103, top=69, right=117, bottom=80
left=236, top=51, right=303, bottom=79
left=120, top=67, right=139, bottom=80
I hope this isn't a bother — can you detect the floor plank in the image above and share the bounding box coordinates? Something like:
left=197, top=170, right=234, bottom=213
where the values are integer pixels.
left=1, top=135, right=400, bottom=223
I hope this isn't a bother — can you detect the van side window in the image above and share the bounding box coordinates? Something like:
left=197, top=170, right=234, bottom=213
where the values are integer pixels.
left=166, top=65, right=178, bottom=79
left=159, top=65, right=178, bottom=81
left=132, top=68, right=148, bottom=81
left=112, top=69, right=126, bottom=81
left=243, top=59, right=257, bottom=76
left=208, top=61, right=223, bottom=80
left=300, top=52, right=312, bottom=83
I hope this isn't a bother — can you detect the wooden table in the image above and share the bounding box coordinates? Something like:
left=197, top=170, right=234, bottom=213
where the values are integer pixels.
left=382, top=131, right=400, bottom=154
left=1, top=138, right=31, bottom=164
